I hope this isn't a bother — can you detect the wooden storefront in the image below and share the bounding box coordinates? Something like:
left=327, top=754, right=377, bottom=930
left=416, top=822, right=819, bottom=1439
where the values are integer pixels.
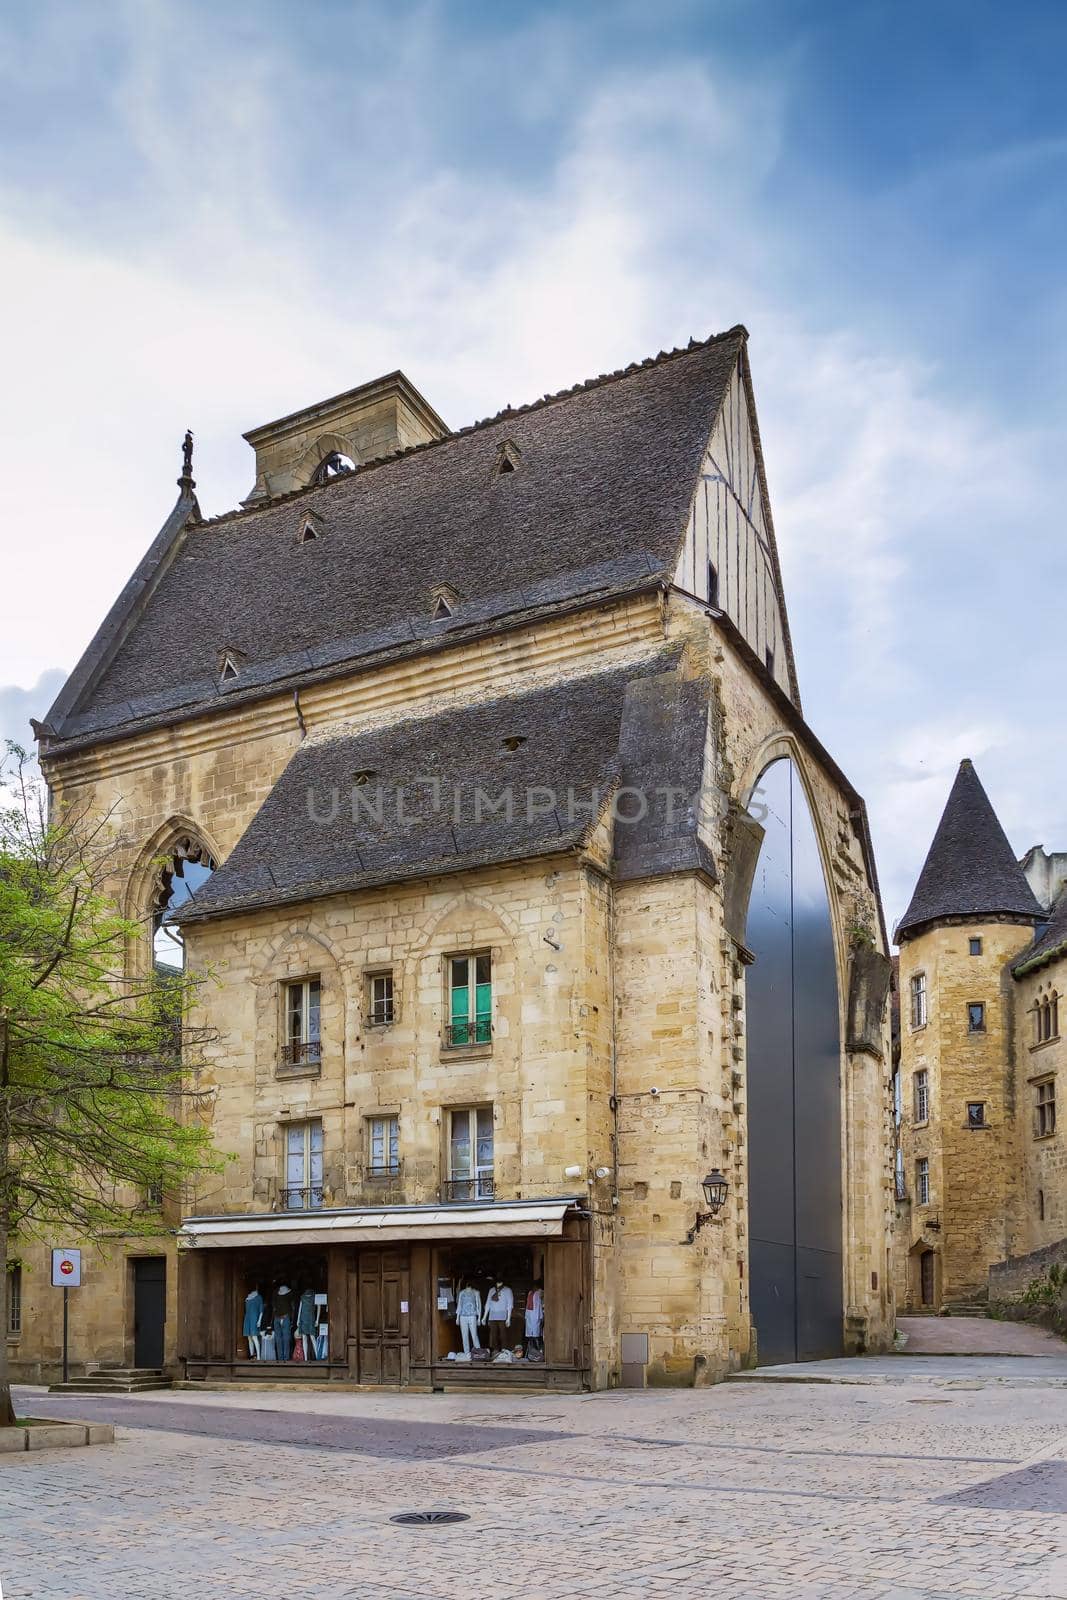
left=177, top=1203, right=591, bottom=1390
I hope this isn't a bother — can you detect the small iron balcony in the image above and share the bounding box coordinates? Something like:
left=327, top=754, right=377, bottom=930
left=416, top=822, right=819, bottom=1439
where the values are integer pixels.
left=279, top=1040, right=322, bottom=1069
left=444, top=1018, right=492, bottom=1048
left=281, top=1185, right=324, bottom=1211
left=441, top=1175, right=495, bottom=1203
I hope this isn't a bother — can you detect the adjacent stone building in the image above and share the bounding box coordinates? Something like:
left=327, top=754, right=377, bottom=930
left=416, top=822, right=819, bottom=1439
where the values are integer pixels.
left=11, top=327, right=894, bottom=1389
left=893, top=761, right=1067, bottom=1310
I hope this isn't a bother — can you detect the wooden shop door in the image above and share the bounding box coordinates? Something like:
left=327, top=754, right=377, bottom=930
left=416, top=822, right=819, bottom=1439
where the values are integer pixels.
left=357, top=1249, right=410, bottom=1385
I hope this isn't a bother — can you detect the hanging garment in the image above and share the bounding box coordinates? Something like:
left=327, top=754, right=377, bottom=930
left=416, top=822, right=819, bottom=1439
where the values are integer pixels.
left=296, top=1290, right=317, bottom=1336
left=273, top=1285, right=295, bottom=1323
left=459, top=1314, right=480, bottom=1354
left=259, top=1331, right=276, bottom=1361
left=524, top=1288, right=544, bottom=1338
left=242, top=1292, right=264, bottom=1338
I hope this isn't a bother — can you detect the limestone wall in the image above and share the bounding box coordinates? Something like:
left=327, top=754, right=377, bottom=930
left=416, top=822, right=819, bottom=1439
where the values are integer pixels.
left=894, top=921, right=1030, bottom=1309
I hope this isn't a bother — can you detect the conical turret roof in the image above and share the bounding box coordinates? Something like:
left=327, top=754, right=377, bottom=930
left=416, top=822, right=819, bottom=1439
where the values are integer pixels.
left=896, top=759, right=1044, bottom=943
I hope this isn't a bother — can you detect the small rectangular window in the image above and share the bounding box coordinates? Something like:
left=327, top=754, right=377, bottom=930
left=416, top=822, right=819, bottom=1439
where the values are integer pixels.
left=916, top=1157, right=930, bottom=1207
left=367, top=1114, right=399, bottom=1177
left=1035, top=1079, right=1056, bottom=1139
left=894, top=1147, right=906, bottom=1201
left=969, top=937, right=983, bottom=956
left=284, top=1118, right=324, bottom=1209
left=367, top=971, right=394, bottom=1027
left=283, top=978, right=321, bottom=1067
left=446, top=1106, right=494, bottom=1200
left=910, top=973, right=927, bottom=1029
left=707, top=561, right=719, bottom=607
left=913, top=1070, right=929, bottom=1124
left=968, top=1002, right=986, bottom=1033
left=7, top=1264, right=21, bottom=1337
left=447, top=952, right=492, bottom=1047
left=144, top=1181, right=163, bottom=1209
left=967, top=1102, right=986, bottom=1128
left=765, top=646, right=775, bottom=677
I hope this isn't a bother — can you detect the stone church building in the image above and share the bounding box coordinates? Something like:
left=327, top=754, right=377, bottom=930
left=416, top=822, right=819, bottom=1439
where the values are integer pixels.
left=894, top=759, right=1067, bottom=1311
left=12, top=327, right=894, bottom=1389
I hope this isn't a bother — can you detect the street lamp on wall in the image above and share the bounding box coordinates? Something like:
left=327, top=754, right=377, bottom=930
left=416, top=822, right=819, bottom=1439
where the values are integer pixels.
left=683, top=1170, right=730, bottom=1243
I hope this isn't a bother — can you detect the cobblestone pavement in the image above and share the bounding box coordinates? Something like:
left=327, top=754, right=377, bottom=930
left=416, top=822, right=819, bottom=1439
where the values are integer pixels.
left=3, top=1373, right=1067, bottom=1599
left=896, top=1316, right=1067, bottom=1356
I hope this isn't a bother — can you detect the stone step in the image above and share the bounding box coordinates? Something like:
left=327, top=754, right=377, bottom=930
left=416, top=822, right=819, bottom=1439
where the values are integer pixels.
left=49, top=1374, right=172, bottom=1394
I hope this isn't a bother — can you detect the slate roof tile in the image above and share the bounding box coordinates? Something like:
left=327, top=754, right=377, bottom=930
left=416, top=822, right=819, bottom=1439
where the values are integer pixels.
left=176, top=651, right=701, bottom=922
left=49, top=331, right=746, bottom=746
left=896, top=759, right=1044, bottom=942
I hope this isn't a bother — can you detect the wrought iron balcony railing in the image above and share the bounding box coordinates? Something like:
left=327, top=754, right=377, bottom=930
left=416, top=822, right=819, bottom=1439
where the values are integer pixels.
left=444, top=1018, right=492, bottom=1048
left=441, top=1174, right=495, bottom=1203
left=279, top=1040, right=322, bottom=1069
left=281, top=1185, right=324, bottom=1211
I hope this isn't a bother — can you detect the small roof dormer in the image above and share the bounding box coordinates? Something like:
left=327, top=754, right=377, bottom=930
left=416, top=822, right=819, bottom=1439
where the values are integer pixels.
left=241, top=371, right=449, bottom=506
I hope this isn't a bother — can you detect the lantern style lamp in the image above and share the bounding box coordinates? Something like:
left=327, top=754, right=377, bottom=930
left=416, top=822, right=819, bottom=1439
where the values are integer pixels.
left=684, top=1169, right=730, bottom=1242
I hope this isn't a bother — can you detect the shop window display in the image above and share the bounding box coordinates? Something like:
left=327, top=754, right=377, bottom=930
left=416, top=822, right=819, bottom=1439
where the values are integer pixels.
left=240, top=1253, right=329, bottom=1362
left=434, top=1243, right=545, bottom=1367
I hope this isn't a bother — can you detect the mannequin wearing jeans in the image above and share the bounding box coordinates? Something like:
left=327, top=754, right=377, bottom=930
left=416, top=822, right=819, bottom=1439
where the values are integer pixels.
left=273, top=1283, right=294, bottom=1362
left=455, top=1282, right=482, bottom=1354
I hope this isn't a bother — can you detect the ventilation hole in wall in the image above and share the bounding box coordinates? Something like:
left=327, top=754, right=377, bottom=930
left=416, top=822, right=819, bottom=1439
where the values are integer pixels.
left=501, top=734, right=527, bottom=752
left=354, top=770, right=377, bottom=786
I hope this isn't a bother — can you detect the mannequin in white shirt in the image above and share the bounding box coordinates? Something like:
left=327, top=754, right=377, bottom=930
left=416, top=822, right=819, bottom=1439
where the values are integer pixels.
left=481, top=1279, right=514, bottom=1354
left=454, top=1281, right=482, bottom=1354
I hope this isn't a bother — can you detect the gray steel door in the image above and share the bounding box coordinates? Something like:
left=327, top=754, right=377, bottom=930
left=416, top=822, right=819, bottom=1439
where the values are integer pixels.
left=746, top=758, right=843, bottom=1364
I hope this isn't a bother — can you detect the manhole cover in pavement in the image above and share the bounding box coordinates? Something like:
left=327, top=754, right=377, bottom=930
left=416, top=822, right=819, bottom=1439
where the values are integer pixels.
left=390, top=1511, right=471, bottom=1527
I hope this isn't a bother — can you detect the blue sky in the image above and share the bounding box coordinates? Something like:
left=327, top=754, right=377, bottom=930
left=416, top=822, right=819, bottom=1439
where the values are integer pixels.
left=1, top=0, right=1065, bottom=927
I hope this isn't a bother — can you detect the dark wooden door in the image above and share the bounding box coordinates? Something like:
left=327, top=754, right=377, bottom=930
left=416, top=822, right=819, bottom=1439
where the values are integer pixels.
left=357, top=1249, right=410, bottom=1385
left=133, top=1257, right=166, bottom=1368
left=920, top=1250, right=935, bottom=1307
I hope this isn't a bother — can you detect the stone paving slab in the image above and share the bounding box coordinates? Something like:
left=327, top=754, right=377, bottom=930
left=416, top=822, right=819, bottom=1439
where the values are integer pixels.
left=897, top=1316, right=1067, bottom=1356
left=731, top=1353, right=1067, bottom=1385
left=3, top=1379, right=1067, bottom=1598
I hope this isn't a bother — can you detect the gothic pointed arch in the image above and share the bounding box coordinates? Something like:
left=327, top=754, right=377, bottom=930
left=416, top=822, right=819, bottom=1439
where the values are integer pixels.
left=126, top=816, right=222, bottom=975
left=291, top=432, right=360, bottom=490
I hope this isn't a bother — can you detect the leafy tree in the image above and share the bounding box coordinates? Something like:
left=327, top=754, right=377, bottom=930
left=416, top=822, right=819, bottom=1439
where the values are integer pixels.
left=0, top=744, right=222, bottom=1427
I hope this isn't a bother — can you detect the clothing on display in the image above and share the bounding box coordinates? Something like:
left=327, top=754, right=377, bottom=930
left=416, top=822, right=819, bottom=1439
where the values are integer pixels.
left=483, top=1284, right=514, bottom=1323
left=524, top=1288, right=544, bottom=1338
left=242, top=1290, right=264, bottom=1338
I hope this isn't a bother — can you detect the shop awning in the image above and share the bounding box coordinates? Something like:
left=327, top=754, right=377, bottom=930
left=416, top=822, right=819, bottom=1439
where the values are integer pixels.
left=178, top=1198, right=580, bottom=1250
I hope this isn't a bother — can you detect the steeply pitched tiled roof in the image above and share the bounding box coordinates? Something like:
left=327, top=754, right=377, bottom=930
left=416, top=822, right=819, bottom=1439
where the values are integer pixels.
left=1012, top=885, right=1067, bottom=976
left=177, top=651, right=714, bottom=922
left=46, top=330, right=755, bottom=751
left=895, top=759, right=1044, bottom=943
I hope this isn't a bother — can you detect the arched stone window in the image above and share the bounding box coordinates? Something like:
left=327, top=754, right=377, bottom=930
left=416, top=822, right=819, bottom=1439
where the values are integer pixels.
left=311, top=449, right=356, bottom=484
left=151, top=836, right=216, bottom=970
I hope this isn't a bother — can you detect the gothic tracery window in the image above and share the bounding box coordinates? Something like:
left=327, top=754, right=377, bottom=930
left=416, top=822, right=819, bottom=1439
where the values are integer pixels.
left=152, top=838, right=216, bottom=970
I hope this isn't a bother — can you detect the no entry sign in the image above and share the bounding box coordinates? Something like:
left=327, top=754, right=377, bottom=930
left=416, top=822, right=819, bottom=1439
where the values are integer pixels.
left=51, top=1248, right=82, bottom=1287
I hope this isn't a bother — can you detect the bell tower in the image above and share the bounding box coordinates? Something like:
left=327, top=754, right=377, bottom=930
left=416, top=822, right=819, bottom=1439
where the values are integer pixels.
left=241, top=370, right=448, bottom=505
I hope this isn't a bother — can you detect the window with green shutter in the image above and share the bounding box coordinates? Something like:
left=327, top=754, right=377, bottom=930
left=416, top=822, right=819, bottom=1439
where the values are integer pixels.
left=447, top=952, right=491, bottom=1046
